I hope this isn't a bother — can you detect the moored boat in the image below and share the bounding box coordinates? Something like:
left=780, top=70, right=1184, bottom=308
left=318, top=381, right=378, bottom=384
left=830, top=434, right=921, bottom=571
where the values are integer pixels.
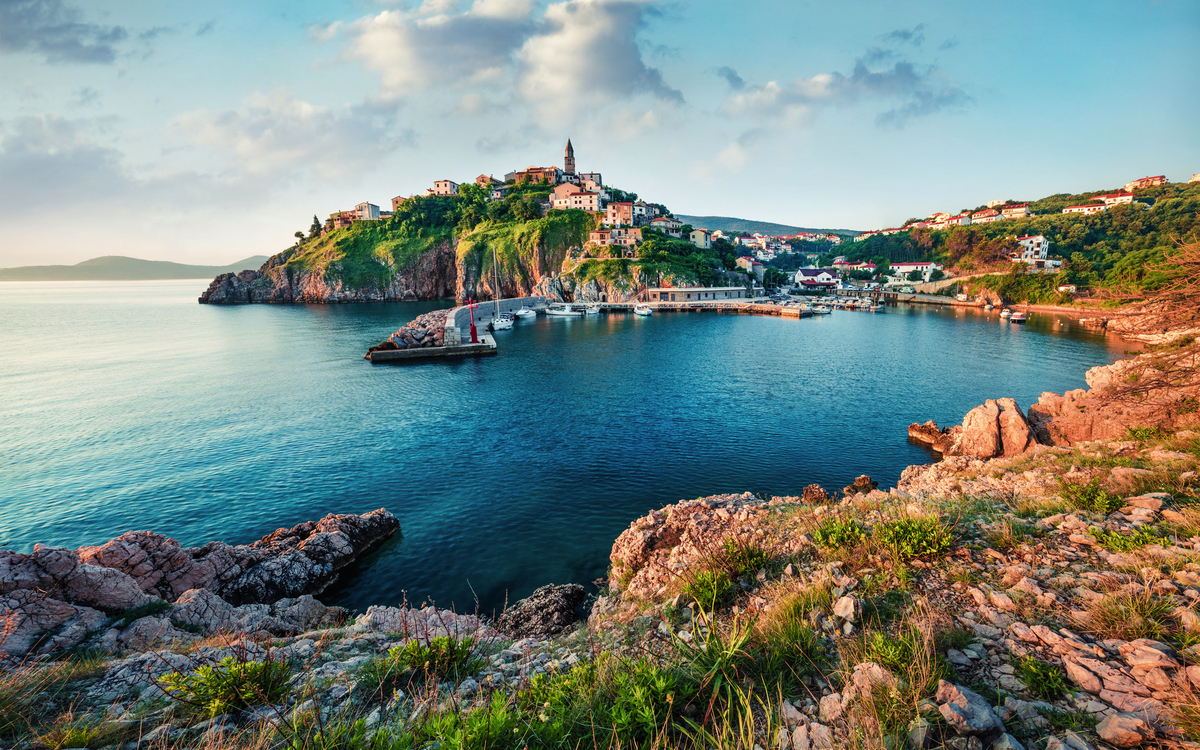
left=1000, top=308, right=1012, bottom=318
left=514, top=308, right=537, bottom=318
left=633, top=304, right=653, bottom=316
left=811, top=306, right=832, bottom=314
left=491, top=313, right=514, bottom=330
left=546, top=303, right=584, bottom=317
left=586, top=304, right=601, bottom=315
left=1009, top=311, right=1027, bottom=323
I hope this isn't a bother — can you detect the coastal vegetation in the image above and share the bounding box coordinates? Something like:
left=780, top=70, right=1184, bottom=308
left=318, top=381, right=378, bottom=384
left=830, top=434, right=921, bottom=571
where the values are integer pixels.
left=828, top=181, right=1200, bottom=303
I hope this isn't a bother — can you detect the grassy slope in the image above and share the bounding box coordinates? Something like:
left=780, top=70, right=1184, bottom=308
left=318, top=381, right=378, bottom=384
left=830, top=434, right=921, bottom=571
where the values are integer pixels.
left=276, top=223, right=455, bottom=290
left=456, top=211, right=593, bottom=286
left=0, top=255, right=268, bottom=281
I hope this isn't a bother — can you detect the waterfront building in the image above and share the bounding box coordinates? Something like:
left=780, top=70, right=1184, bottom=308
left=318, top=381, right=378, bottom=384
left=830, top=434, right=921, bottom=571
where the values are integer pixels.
left=642, top=286, right=747, bottom=302
left=794, top=268, right=837, bottom=289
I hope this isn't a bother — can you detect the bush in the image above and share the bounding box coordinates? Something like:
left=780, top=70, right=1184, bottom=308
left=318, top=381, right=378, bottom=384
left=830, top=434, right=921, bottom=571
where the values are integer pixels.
left=812, top=518, right=865, bottom=549
left=722, top=539, right=770, bottom=578
left=1060, top=479, right=1123, bottom=514
left=1091, top=526, right=1172, bottom=552
left=388, top=636, right=483, bottom=682
left=158, top=654, right=291, bottom=717
left=1126, top=426, right=1166, bottom=441
left=875, top=517, right=955, bottom=559
left=685, top=569, right=734, bottom=610
left=1016, top=657, right=1067, bottom=699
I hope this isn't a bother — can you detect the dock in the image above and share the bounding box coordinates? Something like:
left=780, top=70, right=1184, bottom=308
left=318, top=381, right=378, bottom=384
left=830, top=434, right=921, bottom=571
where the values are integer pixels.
left=368, top=335, right=497, bottom=363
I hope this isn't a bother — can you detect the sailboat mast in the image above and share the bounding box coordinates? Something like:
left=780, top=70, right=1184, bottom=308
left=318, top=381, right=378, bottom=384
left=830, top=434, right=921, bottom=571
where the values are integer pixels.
left=492, top=244, right=500, bottom=315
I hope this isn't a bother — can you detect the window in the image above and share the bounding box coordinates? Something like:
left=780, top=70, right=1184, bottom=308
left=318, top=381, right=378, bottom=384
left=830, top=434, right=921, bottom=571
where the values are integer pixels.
left=671, top=294, right=676, bottom=301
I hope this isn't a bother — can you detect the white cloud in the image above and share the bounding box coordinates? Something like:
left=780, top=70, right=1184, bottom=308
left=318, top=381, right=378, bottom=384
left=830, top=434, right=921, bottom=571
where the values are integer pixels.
left=723, top=58, right=971, bottom=129
left=517, top=0, right=681, bottom=123
left=340, top=0, right=536, bottom=102
left=605, top=108, right=660, bottom=140
left=172, top=89, right=409, bottom=180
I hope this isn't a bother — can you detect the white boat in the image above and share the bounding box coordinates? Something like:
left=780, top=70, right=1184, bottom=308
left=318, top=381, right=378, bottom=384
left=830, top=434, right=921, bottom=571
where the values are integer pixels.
left=491, top=313, right=514, bottom=331
left=633, top=304, right=653, bottom=316
left=546, top=303, right=584, bottom=317
left=514, top=308, right=537, bottom=319
left=1010, top=311, right=1027, bottom=323
left=1000, top=308, right=1012, bottom=318
left=586, top=304, right=601, bottom=315
left=984, top=303, right=994, bottom=311
left=811, top=306, right=832, bottom=314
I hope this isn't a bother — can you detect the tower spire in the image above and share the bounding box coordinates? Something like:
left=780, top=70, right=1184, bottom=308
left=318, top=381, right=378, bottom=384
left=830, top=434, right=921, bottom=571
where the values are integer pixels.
left=564, top=138, right=575, bottom=175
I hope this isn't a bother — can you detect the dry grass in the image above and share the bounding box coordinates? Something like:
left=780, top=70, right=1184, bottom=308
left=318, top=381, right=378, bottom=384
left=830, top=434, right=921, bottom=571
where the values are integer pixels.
left=1074, top=585, right=1188, bottom=643
left=0, top=653, right=108, bottom=741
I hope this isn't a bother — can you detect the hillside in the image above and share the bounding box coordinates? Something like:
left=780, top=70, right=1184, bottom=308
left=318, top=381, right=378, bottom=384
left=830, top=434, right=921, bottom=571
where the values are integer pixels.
left=0, top=255, right=267, bottom=281
left=837, top=181, right=1200, bottom=304
left=676, top=215, right=859, bottom=236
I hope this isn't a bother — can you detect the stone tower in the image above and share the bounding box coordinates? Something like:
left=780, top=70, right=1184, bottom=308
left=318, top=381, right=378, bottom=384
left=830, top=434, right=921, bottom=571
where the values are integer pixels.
left=564, top=139, right=575, bottom=175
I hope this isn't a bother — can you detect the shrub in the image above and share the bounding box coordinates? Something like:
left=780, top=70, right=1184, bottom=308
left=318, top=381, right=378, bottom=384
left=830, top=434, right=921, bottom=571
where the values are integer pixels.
left=388, top=636, right=483, bottom=682
left=1016, top=656, right=1067, bottom=699
left=860, top=590, right=911, bottom=625
left=1060, top=479, right=1123, bottom=514
left=1127, top=426, right=1166, bottom=441
left=812, top=518, right=865, bottom=550
left=722, top=538, right=770, bottom=578
left=685, top=569, right=734, bottom=611
left=158, top=654, right=291, bottom=717
left=1091, top=526, right=1173, bottom=552
left=876, top=517, right=955, bottom=559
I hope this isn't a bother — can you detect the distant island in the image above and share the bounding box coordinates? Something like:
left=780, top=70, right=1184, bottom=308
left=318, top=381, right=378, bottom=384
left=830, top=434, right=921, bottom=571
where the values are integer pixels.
left=675, top=215, right=860, bottom=236
left=0, top=255, right=270, bottom=282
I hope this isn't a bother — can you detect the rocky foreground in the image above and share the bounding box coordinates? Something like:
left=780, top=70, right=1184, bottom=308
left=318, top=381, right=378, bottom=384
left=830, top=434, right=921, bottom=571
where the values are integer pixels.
left=4, top=356, right=1200, bottom=750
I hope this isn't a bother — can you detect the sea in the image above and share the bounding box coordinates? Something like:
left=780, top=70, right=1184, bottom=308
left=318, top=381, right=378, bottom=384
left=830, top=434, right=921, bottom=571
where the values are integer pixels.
left=0, top=281, right=1135, bottom=615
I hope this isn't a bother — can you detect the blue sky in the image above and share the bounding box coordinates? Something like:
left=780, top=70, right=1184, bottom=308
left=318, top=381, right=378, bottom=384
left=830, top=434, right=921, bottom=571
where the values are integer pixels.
left=1, top=0, right=1197, bottom=265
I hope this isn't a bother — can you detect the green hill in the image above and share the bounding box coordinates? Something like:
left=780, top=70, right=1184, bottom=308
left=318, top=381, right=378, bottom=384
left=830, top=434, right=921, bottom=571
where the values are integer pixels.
left=675, top=215, right=860, bottom=236
left=0, top=255, right=269, bottom=281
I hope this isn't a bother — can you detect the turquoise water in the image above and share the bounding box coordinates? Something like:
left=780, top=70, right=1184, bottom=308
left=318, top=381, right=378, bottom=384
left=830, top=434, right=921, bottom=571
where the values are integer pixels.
left=0, top=281, right=1131, bottom=615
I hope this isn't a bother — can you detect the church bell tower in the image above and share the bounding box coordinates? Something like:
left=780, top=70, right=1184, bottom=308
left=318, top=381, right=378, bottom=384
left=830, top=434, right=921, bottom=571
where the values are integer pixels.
left=564, top=139, right=575, bottom=175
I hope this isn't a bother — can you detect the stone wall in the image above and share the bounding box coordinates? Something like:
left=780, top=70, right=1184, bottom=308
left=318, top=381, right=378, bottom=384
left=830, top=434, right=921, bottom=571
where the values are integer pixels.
left=444, top=297, right=547, bottom=345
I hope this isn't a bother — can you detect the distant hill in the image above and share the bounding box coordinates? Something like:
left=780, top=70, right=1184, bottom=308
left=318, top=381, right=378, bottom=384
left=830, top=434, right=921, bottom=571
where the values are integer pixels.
left=675, top=215, right=860, bottom=236
left=0, top=255, right=268, bottom=281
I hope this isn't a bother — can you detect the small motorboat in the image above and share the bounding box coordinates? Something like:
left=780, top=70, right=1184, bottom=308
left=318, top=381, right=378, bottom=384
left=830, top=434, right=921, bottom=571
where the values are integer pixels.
left=546, top=303, right=584, bottom=317
left=984, top=303, right=994, bottom=311
left=491, top=313, right=514, bottom=331
left=633, top=304, right=653, bottom=316
left=514, top=308, right=537, bottom=319
left=1010, top=311, right=1027, bottom=323
left=1000, top=308, right=1012, bottom=318
left=811, top=306, right=832, bottom=314
left=586, top=304, right=601, bottom=315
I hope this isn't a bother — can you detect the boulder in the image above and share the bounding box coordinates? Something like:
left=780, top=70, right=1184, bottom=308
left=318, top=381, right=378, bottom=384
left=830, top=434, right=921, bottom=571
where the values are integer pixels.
left=935, top=680, right=1004, bottom=736
left=945, top=398, right=1034, bottom=459
left=118, top=616, right=194, bottom=651
left=498, top=584, right=587, bottom=638
left=0, top=590, right=104, bottom=656
left=842, top=475, right=878, bottom=496
left=1096, top=713, right=1154, bottom=747
left=801, top=484, right=829, bottom=504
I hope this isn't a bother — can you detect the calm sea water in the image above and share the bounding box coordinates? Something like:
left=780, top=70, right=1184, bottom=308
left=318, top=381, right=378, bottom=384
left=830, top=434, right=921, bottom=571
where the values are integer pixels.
left=0, top=281, right=1133, bottom=615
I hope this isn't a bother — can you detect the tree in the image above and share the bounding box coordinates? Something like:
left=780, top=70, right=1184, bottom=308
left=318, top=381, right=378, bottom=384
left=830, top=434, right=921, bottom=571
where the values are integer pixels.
left=763, top=267, right=788, bottom=289
left=907, top=270, right=923, bottom=281
left=309, top=215, right=322, bottom=239
left=294, top=231, right=305, bottom=245
left=930, top=269, right=945, bottom=281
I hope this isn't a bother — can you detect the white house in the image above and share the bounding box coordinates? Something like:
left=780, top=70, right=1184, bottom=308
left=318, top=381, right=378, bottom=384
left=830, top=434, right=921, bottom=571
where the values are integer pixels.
left=1063, top=204, right=1107, bottom=215
left=1015, top=235, right=1050, bottom=263
left=1095, top=192, right=1134, bottom=206
left=1001, top=203, right=1031, bottom=219
left=431, top=179, right=459, bottom=197
left=794, top=268, right=837, bottom=289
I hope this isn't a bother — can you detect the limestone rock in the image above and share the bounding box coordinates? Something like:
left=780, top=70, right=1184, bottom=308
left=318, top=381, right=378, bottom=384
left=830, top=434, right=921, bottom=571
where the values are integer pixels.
left=499, top=584, right=587, bottom=638
left=945, top=398, right=1034, bottom=459
left=118, top=616, right=194, bottom=651
left=1096, top=712, right=1154, bottom=747
left=842, top=475, right=878, bottom=496
left=935, top=680, right=1004, bottom=735
left=0, top=590, right=104, bottom=656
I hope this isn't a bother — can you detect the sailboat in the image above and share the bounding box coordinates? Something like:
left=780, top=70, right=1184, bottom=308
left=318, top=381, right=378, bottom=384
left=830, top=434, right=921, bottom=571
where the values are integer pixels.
left=490, top=246, right=514, bottom=331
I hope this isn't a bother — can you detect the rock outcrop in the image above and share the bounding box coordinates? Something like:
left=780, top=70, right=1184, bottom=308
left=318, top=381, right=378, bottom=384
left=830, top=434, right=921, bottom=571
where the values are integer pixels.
left=0, top=509, right=399, bottom=656
left=365, top=309, right=449, bottom=358
left=498, top=584, right=587, bottom=639
left=200, top=241, right=458, bottom=304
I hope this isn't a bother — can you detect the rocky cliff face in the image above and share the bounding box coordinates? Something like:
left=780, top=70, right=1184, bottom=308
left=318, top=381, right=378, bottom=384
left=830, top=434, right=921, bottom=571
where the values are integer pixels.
left=199, top=241, right=458, bottom=304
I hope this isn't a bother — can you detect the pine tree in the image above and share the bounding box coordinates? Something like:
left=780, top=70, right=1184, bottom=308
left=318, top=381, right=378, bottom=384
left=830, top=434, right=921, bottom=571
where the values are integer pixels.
left=309, top=215, right=322, bottom=239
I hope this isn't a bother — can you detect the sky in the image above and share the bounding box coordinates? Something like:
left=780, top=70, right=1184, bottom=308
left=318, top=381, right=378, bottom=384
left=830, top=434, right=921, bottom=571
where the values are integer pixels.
left=1, top=0, right=1197, bottom=266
